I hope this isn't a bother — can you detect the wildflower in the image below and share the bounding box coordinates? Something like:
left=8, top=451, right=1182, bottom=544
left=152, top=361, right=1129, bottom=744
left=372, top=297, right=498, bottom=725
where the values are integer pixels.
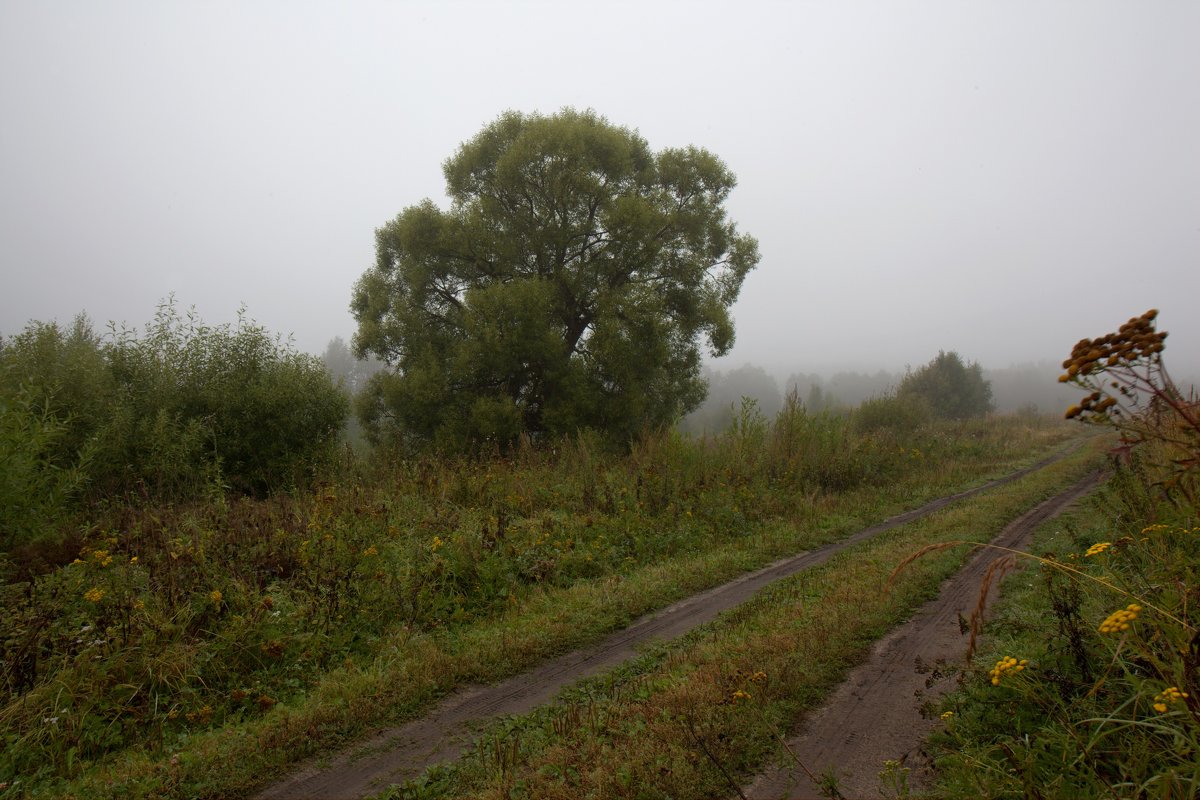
left=1084, top=542, right=1111, bottom=557
left=185, top=705, right=214, bottom=724
left=988, top=656, right=1028, bottom=685
left=132, top=598, right=145, bottom=611
left=362, top=545, right=378, bottom=557
left=83, top=587, right=106, bottom=603
left=209, top=590, right=223, bottom=606
left=940, top=711, right=955, bottom=720
left=750, top=671, right=767, bottom=683
left=129, top=556, right=138, bottom=564
left=431, top=536, right=444, bottom=552
left=92, top=549, right=113, bottom=567
left=731, top=689, right=752, bottom=702
left=1153, top=687, right=1189, bottom=713
left=1098, top=604, right=1141, bottom=634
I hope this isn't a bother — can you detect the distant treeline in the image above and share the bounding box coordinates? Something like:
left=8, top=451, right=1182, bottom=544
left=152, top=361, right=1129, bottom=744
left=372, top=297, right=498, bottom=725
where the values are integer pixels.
left=315, top=336, right=1145, bottom=437
left=680, top=360, right=1105, bottom=434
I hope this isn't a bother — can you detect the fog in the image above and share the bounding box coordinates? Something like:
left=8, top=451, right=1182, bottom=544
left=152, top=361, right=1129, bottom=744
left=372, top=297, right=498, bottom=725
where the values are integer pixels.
left=3, top=2, right=1198, bottom=384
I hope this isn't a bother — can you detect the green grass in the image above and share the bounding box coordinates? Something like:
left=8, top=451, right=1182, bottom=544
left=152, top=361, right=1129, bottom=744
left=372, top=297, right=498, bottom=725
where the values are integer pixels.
left=1, top=414, right=1079, bottom=799
left=367, top=434, right=1108, bottom=799
left=926, top=457, right=1200, bottom=799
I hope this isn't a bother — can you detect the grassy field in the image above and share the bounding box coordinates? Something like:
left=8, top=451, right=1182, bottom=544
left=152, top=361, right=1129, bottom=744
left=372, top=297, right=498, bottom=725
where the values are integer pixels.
left=373, top=435, right=1107, bottom=800
left=1, top=409, right=1078, bottom=799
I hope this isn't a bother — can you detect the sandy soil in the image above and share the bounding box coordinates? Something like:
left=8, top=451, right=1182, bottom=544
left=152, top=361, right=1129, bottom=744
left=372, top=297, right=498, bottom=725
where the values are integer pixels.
left=742, top=470, right=1102, bottom=800
left=255, top=449, right=1074, bottom=800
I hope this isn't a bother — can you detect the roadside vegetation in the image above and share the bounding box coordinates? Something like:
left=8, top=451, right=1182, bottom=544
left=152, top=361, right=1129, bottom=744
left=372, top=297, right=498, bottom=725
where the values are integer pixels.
left=929, top=310, right=1199, bottom=798
left=0, top=301, right=1076, bottom=797
left=375, top=437, right=1104, bottom=800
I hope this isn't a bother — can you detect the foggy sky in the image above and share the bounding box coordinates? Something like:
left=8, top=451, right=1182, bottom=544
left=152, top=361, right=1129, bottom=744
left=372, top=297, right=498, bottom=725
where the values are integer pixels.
left=2, top=1, right=1198, bottom=379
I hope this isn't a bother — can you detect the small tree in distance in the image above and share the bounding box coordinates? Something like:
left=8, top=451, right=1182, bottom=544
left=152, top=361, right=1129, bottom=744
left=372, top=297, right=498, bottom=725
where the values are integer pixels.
left=897, top=350, right=994, bottom=420
left=351, top=108, right=760, bottom=449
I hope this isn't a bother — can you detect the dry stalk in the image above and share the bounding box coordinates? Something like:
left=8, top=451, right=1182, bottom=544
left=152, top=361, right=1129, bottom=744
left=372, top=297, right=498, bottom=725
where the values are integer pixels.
left=966, top=555, right=1016, bottom=660
left=886, top=541, right=977, bottom=591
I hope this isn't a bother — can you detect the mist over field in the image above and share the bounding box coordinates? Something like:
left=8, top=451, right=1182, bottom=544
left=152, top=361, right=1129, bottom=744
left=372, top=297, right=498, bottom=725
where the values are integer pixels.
left=2, top=1, right=1198, bottom=390
left=5, top=6, right=1200, bottom=795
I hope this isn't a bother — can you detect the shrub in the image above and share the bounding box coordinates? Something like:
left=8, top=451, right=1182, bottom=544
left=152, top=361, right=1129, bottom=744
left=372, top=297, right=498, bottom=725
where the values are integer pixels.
left=898, top=350, right=993, bottom=420
left=0, top=300, right=349, bottom=506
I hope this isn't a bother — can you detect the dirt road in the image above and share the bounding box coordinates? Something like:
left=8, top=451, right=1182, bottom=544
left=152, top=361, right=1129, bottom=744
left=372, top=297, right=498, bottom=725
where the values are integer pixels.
left=256, top=450, right=1076, bottom=800
left=742, top=470, right=1102, bottom=799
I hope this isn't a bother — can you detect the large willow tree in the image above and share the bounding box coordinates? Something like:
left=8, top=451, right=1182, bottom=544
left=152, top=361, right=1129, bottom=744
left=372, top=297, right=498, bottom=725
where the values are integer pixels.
left=351, top=109, right=759, bottom=447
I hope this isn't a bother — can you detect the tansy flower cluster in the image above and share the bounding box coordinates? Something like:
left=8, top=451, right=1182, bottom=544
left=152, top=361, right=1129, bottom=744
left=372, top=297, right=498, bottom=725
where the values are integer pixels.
left=1085, top=541, right=1112, bottom=557
left=1060, top=309, right=1166, bottom=383
left=1099, top=604, right=1141, bottom=634
left=731, top=689, right=751, bottom=702
left=989, top=656, right=1028, bottom=686
left=1153, top=687, right=1189, bottom=713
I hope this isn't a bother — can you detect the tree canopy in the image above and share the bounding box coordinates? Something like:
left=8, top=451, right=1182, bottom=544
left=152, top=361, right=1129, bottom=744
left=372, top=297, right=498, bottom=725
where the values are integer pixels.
left=351, top=109, right=759, bottom=447
left=897, top=350, right=994, bottom=420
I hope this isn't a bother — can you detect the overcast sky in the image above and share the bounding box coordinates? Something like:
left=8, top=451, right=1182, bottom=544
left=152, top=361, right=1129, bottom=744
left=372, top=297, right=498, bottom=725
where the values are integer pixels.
left=2, top=1, right=1197, bottom=379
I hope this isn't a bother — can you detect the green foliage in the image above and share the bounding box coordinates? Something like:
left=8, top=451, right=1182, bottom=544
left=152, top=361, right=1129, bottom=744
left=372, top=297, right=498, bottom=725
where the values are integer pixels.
left=352, top=108, right=760, bottom=449
left=0, top=382, right=91, bottom=552
left=898, top=350, right=993, bottom=420
left=0, top=301, right=349, bottom=508
left=932, top=490, right=1199, bottom=798
left=0, top=406, right=1071, bottom=793
left=852, top=392, right=932, bottom=435
left=932, top=315, right=1200, bottom=798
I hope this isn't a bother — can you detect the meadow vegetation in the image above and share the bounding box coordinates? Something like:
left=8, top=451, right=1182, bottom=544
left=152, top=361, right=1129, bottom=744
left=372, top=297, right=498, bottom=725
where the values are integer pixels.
left=374, top=440, right=1104, bottom=800
left=0, top=303, right=1078, bottom=797
left=928, top=310, right=1199, bottom=798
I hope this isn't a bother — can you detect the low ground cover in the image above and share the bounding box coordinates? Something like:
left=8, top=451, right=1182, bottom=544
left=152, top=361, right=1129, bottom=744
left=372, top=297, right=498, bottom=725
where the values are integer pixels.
left=374, top=432, right=1106, bottom=799
left=2, top=405, right=1074, bottom=798
left=929, top=487, right=1198, bottom=799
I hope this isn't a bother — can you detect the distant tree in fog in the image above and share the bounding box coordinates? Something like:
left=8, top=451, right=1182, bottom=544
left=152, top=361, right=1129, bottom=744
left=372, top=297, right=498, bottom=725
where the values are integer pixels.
left=898, top=350, right=993, bottom=419
left=321, top=336, right=384, bottom=396
left=681, top=364, right=781, bottom=433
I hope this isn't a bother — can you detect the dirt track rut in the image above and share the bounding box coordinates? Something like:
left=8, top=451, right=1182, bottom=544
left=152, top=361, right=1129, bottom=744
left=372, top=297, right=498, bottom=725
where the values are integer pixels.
left=742, top=469, right=1102, bottom=799
left=256, top=449, right=1076, bottom=800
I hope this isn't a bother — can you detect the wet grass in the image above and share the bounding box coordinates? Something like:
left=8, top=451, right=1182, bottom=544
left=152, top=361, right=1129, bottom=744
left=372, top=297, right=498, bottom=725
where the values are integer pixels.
left=2, top=413, right=1079, bottom=798
left=371, top=436, right=1107, bottom=800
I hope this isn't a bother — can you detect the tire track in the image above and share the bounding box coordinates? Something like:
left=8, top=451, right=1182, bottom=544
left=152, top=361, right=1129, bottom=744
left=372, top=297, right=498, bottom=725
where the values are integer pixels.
left=256, top=448, right=1077, bottom=800
left=742, top=469, right=1102, bottom=799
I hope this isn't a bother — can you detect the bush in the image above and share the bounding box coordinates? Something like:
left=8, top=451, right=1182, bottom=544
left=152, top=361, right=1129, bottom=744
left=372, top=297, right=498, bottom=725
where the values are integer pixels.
left=0, top=382, right=90, bottom=552
left=898, top=350, right=993, bottom=420
left=852, top=392, right=932, bottom=435
left=0, top=301, right=349, bottom=507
